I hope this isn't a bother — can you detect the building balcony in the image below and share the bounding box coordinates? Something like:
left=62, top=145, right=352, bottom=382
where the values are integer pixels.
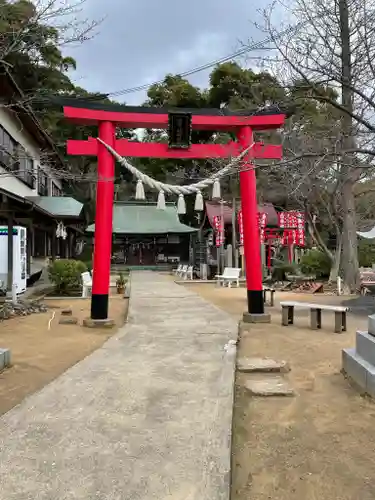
left=17, top=169, right=35, bottom=189
left=38, top=183, right=48, bottom=196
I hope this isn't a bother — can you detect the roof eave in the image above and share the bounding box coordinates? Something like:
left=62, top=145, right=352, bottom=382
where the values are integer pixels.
left=0, top=66, right=65, bottom=167
left=1, top=188, right=53, bottom=218
left=25, top=196, right=84, bottom=219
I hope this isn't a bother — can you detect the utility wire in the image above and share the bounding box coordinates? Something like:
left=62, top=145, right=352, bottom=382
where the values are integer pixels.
left=68, top=19, right=308, bottom=101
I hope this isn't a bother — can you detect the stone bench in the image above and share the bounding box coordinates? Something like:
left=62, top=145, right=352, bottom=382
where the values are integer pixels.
left=280, top=301, right=348, bottom=333
left=263, top=287, right=275, bottom=306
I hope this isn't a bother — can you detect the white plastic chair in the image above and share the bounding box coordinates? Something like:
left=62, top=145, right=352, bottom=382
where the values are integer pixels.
left=178, top=264, right=188, bottom=277
left=183, top=265, right=194, bottom=280
left=215, top=267, right=241, bottom=287
left=81, top=271, right=93, bottom=297
left=174, top=264, right=182, bottom=275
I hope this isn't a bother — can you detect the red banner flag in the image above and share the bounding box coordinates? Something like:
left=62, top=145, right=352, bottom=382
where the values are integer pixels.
left=237, top=210, right=267, bottom=245
left=213, top=215, right=224, bottom=247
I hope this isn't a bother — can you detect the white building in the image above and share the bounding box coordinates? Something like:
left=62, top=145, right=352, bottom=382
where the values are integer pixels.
left=0, top=67, right=84, bottom=291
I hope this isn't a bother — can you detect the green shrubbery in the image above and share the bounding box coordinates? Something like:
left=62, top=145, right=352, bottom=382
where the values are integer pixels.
left=48, top=259, right=87, bottom=295
left=299, top=249, right=331, bottom=278
left=77, top=244, right=93, bottom=263
left=271, top=260, right=298, bottom=281
left=358, top=238, right=375, bottom=268
left=84, top=260, right=93, bottom=272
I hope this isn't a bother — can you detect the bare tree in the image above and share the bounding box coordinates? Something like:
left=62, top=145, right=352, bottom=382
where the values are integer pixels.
left=257, top=115, right=344, bottom=280
left=255, top=0, right=375, bottom=292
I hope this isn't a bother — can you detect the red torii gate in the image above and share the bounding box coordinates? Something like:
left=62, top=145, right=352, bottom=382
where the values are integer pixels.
left=63, top=100, right=285, bottom=323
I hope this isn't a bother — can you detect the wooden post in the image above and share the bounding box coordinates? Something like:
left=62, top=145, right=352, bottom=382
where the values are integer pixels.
left=261, top=243, right=266, bottom=278
left=31, top=225, right=35, bottom=259
left=69, top=230, right=74, bottom=259
left=220, top=199, right=225, bottom=275
left=65, top=231, right=69, bottom=258
left=231, top=196, right=239, bottom=268
left=51, top=231, right=56, bottom=261
left=26, top=223, right=32, bottom=276
left=240, top=246, right=245, bottom=275
left=7, top=213, right=13, bottom=295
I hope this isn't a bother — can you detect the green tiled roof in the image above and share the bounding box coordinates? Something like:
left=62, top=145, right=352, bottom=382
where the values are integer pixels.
left=86, top=202, right=197, bottom=234
left=27, top=196, right=83, bottom=217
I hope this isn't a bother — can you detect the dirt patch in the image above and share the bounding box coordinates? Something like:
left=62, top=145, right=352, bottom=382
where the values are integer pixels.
left=184, top=284, right=375, bottom=500
left=0, top=295, right=128, bottom=416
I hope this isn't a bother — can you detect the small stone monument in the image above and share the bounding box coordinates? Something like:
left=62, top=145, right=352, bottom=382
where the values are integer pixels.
left=58, top=308, right=78, bottom=325
left=342, top=314, right=375, bottom=397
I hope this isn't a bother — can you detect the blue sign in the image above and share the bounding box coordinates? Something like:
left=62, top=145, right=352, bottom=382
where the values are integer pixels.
left=0, top=229, right=18, bottom=236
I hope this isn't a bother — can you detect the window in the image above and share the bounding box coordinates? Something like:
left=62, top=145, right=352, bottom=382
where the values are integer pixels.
left=0, top=125, right=17, bottom=171
left=38, top=167, right=48, bottom=196
left=0, top=126, right=36, bottom=188
left=17, top=146, right=35, bottom=189
left=51, top=181, right=62, bottom=197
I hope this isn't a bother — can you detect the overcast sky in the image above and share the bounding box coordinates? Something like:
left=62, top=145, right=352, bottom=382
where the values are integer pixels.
left=67, top=0, right=267, bottom=105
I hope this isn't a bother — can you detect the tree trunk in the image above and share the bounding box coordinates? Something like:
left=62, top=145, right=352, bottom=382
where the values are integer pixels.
left=341, top=181, right=359, bottom=292
left=339, top=0, right=359, bottom=293
left=328, top=232, right=342, bottom=282
left=306, top=214, right=333, bottom=261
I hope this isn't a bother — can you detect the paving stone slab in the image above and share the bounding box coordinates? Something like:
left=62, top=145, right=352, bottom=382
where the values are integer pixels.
left=58, top=316, right=78, bottom=325
left=237, top=357, right=290, bottom=373
left=244, top=377, right=295, bottom=397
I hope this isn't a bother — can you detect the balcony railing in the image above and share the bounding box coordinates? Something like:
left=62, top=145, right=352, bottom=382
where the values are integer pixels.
left=38, top=183, right=48, bottom=196
left=0, top=149, right=14, bottom=171
left=19, top=169, right=36, bottom=189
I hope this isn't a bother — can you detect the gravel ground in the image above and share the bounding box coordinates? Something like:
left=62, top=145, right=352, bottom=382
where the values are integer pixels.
left=183, top=283, right=375, bottom=500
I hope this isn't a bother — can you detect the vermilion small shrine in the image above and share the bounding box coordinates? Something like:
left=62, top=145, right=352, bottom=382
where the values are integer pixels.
left=209, top=202, right=305, bottom=269
left=61, top=98, right=286, bottom=323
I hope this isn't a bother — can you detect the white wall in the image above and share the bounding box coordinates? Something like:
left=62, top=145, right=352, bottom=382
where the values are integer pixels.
left=0, top=105, right=62, bottom=199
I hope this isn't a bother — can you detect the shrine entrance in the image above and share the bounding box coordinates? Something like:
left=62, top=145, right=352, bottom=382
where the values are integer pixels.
left=62, top=98, right=285, bottom=322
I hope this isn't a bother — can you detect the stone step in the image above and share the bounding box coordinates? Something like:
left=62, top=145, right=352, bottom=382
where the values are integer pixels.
left=237, top=357, right=290, bottom=373
left=356, top=331, right=375, bottom=366
left=342, top=347, right=375, bottom=397
left=0, top=348, right=11, bottom=372
left=244, top=376, right=295, bottom=397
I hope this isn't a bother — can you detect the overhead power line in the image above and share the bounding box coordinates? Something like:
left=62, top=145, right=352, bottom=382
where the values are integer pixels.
left=87, top=20, right=308, bottom=100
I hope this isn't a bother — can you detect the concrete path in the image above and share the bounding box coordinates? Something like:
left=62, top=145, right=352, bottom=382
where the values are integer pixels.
left=0, top=272, right=238, bottom=500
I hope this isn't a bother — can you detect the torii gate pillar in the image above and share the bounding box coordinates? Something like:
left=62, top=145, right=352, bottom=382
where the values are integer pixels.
left=91, top=121, right=116, bottom=320
left=238, top=126, right=267, bottom=321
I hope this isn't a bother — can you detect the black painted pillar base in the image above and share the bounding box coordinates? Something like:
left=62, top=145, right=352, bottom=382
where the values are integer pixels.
left=243, top=289, right=271, bottom=324
left=91, top=293, right=109, bottom=320
left=247, top=290, right=264, bottom=315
